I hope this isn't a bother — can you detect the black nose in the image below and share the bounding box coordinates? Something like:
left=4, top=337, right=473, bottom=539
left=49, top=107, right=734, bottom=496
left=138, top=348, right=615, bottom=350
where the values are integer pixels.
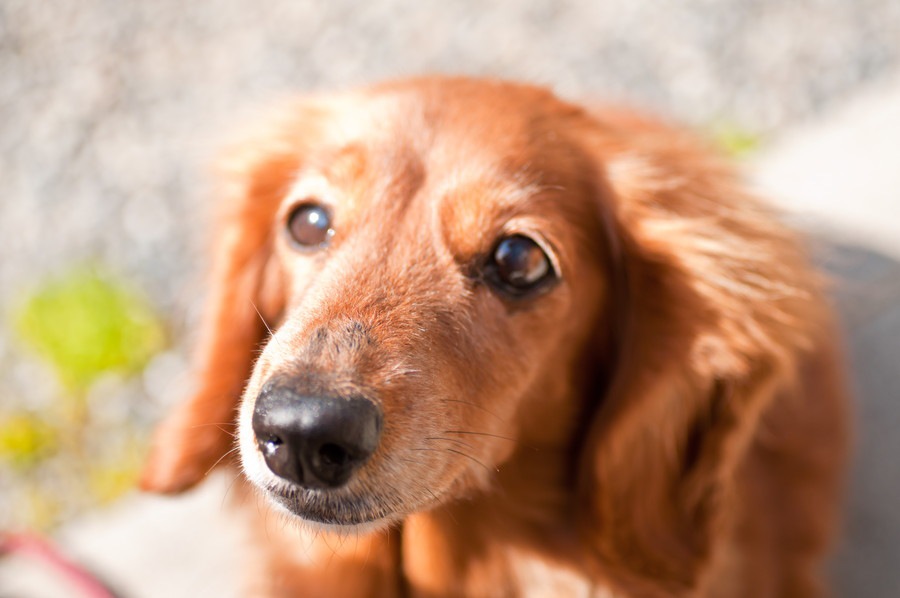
left=251, top=383, right=383, bottom=489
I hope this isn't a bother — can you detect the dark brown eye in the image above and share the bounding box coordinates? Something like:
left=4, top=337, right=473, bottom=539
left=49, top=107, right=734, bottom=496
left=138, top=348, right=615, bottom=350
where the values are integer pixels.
left=287, top=202, right=332, bottom=248
left=486, top=234, right=555, bottom=296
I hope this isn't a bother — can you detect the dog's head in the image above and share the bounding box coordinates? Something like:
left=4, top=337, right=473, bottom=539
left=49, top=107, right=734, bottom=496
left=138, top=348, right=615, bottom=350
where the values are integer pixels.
left=142, top=77, right=823, bottom=590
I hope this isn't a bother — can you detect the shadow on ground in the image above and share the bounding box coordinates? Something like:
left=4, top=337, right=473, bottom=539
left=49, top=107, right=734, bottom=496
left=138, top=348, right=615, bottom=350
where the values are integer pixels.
left=816, top=240, right=900, bottom=597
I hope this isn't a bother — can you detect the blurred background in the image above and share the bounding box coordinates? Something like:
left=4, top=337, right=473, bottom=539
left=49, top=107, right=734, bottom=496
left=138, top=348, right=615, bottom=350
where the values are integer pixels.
left=1, top=1, right=899, bottom=596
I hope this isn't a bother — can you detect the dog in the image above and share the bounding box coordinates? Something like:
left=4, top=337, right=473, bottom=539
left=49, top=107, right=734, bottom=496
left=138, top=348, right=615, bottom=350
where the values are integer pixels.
left=140, top=77, right=849, bottom=597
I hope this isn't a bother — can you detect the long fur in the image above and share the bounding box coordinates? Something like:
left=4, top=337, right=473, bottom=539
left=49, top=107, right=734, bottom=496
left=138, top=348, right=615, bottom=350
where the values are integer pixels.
left=141, top=77, right=848, bottom=598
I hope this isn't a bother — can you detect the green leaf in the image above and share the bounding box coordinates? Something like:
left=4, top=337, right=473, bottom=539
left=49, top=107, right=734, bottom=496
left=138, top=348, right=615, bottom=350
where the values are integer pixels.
left=13, top=267, right=166, bottom=393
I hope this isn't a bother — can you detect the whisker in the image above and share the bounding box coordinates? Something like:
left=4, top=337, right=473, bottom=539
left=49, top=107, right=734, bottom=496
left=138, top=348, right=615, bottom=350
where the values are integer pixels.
left=425, top=486, right=458, bottom=526
left=423, top=486, right=441, bottom=505
left=442, top=430, right=517, bottom=442
left=443, top=448, right=499, bottom=474
left=322, top=530, right=340, bottom=558
left=205, top=445, right=241, bottom=478
left=306, top=528, right=322, bottom=563
left=263, top=495, right=272, bottom=542
left=188, top=423, right=238, bottom=437
left=424, top=436, right=477, bottom=450
left=359, top=529, right=369, bottom=567
left=251, top=301, right=280, bottom=346
left=407, top=446, right=497, bottom=475
left=213, top=424, right=237, bottom=439
left=221, top=472, right=244, bottom=509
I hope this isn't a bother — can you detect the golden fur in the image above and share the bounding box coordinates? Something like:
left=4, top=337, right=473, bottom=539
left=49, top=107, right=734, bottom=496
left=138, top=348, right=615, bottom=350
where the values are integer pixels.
left=141, top=77, right=848, bottom=597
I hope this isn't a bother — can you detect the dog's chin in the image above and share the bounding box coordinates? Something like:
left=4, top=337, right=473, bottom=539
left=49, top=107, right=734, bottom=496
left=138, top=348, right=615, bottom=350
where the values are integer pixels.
left=261, top=484, right=400, bottom=535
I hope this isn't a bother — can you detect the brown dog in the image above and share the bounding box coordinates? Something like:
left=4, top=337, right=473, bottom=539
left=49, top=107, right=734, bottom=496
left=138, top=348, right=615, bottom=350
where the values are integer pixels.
left=141, top=77, right=848, bottom=597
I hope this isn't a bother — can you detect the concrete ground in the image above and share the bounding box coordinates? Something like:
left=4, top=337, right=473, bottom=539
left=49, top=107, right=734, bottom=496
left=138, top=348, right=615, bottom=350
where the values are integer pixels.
left=755, top=77, right=900, bottom=598
left=3, top=75, right=899, bottom=598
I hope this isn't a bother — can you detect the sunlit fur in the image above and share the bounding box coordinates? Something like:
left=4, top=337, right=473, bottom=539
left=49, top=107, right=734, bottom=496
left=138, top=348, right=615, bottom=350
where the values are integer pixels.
left=141, top=77, right=849, bottom=598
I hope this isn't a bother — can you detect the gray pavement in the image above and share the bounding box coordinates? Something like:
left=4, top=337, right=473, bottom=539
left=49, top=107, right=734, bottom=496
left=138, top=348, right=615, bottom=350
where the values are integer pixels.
left=1, top=474, right=243, bottom=598
left=825, top=244, right=900, bottom=598
left=752, top=79, right=900, bottom=597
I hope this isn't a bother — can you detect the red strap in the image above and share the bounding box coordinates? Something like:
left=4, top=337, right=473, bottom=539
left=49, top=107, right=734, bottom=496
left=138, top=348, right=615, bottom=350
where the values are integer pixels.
left=0, top=532, right=118, bottom=598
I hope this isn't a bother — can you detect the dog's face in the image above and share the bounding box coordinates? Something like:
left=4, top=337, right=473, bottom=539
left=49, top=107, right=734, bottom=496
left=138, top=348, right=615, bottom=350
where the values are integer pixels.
left=236, top=81, right=613, bottom=530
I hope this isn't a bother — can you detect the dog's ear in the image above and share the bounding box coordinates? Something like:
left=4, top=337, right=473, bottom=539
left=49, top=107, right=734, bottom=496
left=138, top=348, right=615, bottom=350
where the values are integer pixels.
left=141, top=103, right=318, bottom=493
left=574, top=113, right=827, bottom=595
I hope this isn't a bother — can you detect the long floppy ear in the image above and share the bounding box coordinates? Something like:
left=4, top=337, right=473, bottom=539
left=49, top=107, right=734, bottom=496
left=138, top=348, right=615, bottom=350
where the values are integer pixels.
left=575, top=113, right=830, bottom=595
left=141, top=103, right=317, bottom=493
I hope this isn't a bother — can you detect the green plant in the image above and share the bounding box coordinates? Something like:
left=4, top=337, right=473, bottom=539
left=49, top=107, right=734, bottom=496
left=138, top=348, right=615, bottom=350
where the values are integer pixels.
left=3, top=266, right=167, bottom=530
left=14, top=267, right=165, bottom=394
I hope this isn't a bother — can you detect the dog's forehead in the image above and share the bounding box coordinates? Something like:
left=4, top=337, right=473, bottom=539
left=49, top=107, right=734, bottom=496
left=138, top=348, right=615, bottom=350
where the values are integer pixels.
left=303, top=81, right=597, bottom=255
left=322, top=79, right=583, bottom=164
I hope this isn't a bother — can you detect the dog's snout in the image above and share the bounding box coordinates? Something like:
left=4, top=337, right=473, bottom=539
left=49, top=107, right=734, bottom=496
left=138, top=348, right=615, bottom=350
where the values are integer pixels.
left=252, top=384, right=383, bottom=489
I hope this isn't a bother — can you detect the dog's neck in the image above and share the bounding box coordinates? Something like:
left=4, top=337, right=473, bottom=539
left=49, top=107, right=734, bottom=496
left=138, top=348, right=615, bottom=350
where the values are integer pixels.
left=400, top=433, right=595, bottom=596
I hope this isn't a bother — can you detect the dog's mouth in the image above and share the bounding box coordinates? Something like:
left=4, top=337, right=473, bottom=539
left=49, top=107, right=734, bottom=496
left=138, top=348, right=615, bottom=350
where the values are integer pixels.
left=263, top=482, right=396, bottom=528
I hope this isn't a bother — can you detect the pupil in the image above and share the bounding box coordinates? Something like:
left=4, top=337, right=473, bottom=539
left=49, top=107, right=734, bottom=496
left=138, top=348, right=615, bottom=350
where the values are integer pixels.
left=289, top=204, right=331, bottom=246
left=495, top=236, right=548, bottom=287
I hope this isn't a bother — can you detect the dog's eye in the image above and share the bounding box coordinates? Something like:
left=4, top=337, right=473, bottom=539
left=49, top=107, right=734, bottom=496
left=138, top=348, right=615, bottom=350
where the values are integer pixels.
left=486, top=234, right=555, bottom=296
left=287, top=202, right=333, bottom=248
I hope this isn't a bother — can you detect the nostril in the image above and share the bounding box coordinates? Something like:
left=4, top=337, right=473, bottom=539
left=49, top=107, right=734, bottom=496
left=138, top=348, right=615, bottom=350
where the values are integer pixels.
left=318, top=443, right=350, bottom=468
left=253, top=430, right=305, bottom=485
left=258, top=435, right=283, bottom=458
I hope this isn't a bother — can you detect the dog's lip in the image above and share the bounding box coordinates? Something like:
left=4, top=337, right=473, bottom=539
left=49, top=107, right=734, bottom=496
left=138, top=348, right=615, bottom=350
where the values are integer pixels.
left=265, top=485, right=393, bottom=526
